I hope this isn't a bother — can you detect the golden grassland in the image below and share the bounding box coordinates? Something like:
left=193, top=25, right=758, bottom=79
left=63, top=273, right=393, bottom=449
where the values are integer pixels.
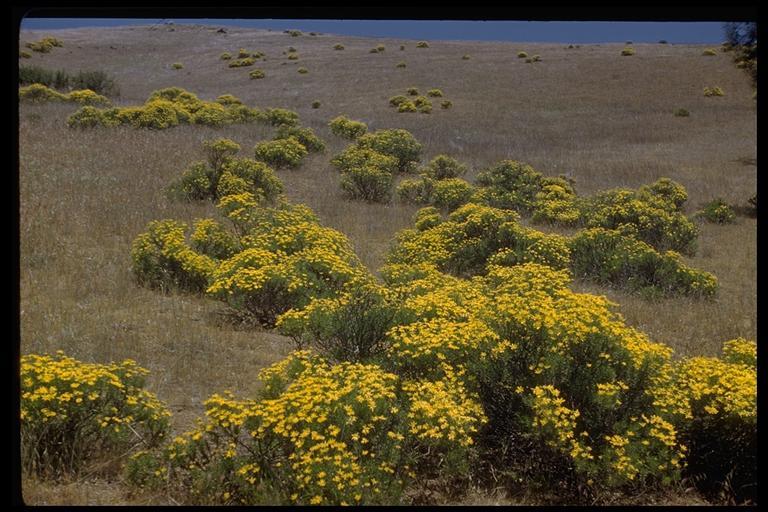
left=18, top=24, right=755, bottom=505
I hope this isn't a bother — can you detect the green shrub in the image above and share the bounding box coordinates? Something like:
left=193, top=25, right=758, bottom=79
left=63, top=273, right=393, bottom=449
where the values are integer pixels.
left=396, top=62, right=407, bottom=68
left=254, top=137, right=308, bottom=168
left=416, top=41, right=429, bottom=48
left=288, top=54, right=299, bottom=60
left=66, top=105, right=104, bottom=128
left=431, top=178, right=475, bottom=211
left=220, top=52, right=232, bottom=60
left=21, top=352, right=170, bottom=478
left=356, top=129, right=423, bottom=173
left=131, top=219, right=218, bottom=293
left=421, top=155, right=468, bottom=179
left=377, top=44, right=386, bottom=52
left=311, top=100, right=321, bottom=108
left=702, top=48, right=717, bottom=56
left=20, top=50, right=31, bottom=58
left=396, top=178, right=432, bottom=205
left=673, top=108, right=690, bottom=117
left=328, top=115, right=368, bottom=139
left=703, top=86, right=725, bottom=97
left=297, top=67, right=308, bottom=74
left=340, top=164, right=395, bottom=203
left=440, top=100, right=453, bottom=109
left=462, top=55, right=470, bottom=60
left=331, top=147, right=399, bottom=176
left=215, top=94, right=242, bottom=106
left=400, top=45, right=405, bottom=51
left=190, top=219, right=242, bottom=260
left=397, top=101, right=417, bottom=113
left=228, top=57, right=255, bottom=68
left=389, top=95, right=409, bottom=107
left=192, top=102, right=229, bottom=127
left=474, top=160, right=545, bottom=213
left=238, top=48, right=252, bottom=58
left=517, top=51, right=528, bottom=58
left=406, top=87, right=419, bottom=96
left=696, top=199, right=736, bottom=224
left=126, top=352, right=483, bottom=505
left=249, top=69, right=265, bottom=79
left=333, top=43, right=344, bottom=50
left=413, top=96, right=431, bottom=108
left=265, top=108, right=300, bottom=127
left=621, top=47, right=635, bottom=56
left=274, top=125, right=325, bottom=153
left=568, top=228, right=717, bottom=297
left=171, top=62, right=184, bottom=69
left=426, top=89, right=443, bottom=97
left=19, top=83, right=68, bottom=103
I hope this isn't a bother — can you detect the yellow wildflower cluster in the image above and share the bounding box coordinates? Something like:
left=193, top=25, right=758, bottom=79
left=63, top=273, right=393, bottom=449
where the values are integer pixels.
left=20, top=83, right=110, bottom=106
left=127, top=352, right=484, bottom=505
left=67, top=87, right=263, bottom=129
left=24, top=36, right=63, bottom=53
left=21, top=352, right=170, bottom=476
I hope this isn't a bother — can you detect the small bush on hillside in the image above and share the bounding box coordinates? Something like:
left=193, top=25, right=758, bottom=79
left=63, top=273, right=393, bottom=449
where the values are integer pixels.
left=356, top=129, right=423, bottom=173
left=377, top=44, right=386, bottom=52
left=238, top=48, right=252, bottom=58
left=389, top=95, right=409, bottom=107
left=532, top=55, right=541, bottom=62
left=416, top=41, right=429, bottom=48
left=19, top=66, right=119, bottom=96
left=66, top=105, right=104, bottom=128
left=25, top=37, right=63, bottom=53
left=20, top=51, right=31, bottom=58
left=331, top=147, right=399, bottom=176
left=703, top=86, right=725, bottom=97
left=189, top=219, right=242, bottom=260
left=621, top=47, right=635, bottom=56
left=333, top=43, right=344, bottom=50
left=426, top=89, right=444, bottom=97
left=254, top=137, right=308, bottom=169
left=462, top=54, right=470, bottom=60
left=440, top=100, right=453, bottom=109
left=340, top=165, right=396, bottom=203
left=431, top=179, right=475, bottom=211
left=421, top=155, right=468, bottom=180
left=396, top=62, right=407, bottom=68
left=172, top=62, right=184, bottom=69
left=702, top=48, right=717, bottom=56
left=474, top=160, right=545, bottom=213
left=220, top=52, right=232, bottom=60
left=673, top=108, right=690, bottom=117
left=328, top=115, right=368, bottom=139
left=406, top=87, right=419, bottom=96
left=297, top=67, right=308, bottom=74
left=265, top=108, right=300, bottom=127
left=249, top=69, right=265, bottom=79
left=19, top=83, right=68, bottom=103
left=311, top=100, right=321, bottom=108
left=413, top=96, right=431, bottom=109
left=288, top=54, right=299, bottom=60
left=21, top=352, right=170, bottom=478
left=228, top=57, right=255, bottom=68
left=517, top=51, right=528, bottom=58
left=696, top=199, right=736, bottom=224
left=398, top=101, right=417, bottom=113
left=274, top=125, right=325, bottom=153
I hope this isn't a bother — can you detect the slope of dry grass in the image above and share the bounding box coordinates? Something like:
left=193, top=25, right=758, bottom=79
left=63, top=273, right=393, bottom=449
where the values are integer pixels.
left=18, top=24, right=756, bottom=505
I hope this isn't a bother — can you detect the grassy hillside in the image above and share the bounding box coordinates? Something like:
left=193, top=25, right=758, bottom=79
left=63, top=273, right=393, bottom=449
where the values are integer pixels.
left=18, top=24, right=756, bottom=505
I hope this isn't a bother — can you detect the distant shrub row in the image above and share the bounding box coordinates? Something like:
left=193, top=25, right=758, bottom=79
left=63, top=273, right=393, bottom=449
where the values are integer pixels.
left=24, top=36, right=63, bottom=53
left=19, top=83, right=111, bottom=106
left=388, top=87, right=452, bottom=113
left=65, top=87, right=298, bottom=130
left=19, top=65, right=120, bottom=96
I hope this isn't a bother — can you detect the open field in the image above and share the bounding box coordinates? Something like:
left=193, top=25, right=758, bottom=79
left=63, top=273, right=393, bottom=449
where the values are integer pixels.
left=18, top=24, right=756, bottom=505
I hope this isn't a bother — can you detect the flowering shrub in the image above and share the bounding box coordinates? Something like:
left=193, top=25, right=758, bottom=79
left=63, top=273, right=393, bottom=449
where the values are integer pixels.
left=220, top=52, right=232, bottom=60
left=67, top=87, right=263, bottom=130
left=277, top=279, right=401, bottom=362
left=249, top=69, right=266, bottom=79
left=621, top=47, right=635, bottom=56
left=332, top=146, right=399, bottom=176
left=21, top=352, right=170, bottom=477
left=328, top=115, right=368, bottom=139
left=125, top=352, right=484, bottom=505
left=172, top=62, right=184, bottom=69
left=474, top=160, right=545, bottom=213
left=416, top=41, right=429, bottom=48
left=702, top=48, right=717, bottom=56
left=339, top=165, right=396, bottom=203
left=297, top=67, right=308, bottom=74
left=265, top=108, right=300, bottom=127
left=356, top=129, right=423, bottom=173
left=673, top=108, right=690, bottom=117
left=389, top=95, right=409, bottom=107
left=274, top=125, right=326, bottom=153
left=228, top=57, right=256, bottom=68
left=422, top=155, right=468, bottom=179
left=397, top=101, right=417, bottom=113
left=517, top=51, right=528, bottom=58
left=333, top=43, right=345, bottom=50
left=254, top=137, right=308, bottom=169
left=413, top=96, right=431, bottom=109
left=703, top=86, right=725, bottom=97
left=190, top=219, right=241, bottom=260
left=20, top=84, right=110, bottom=106
left=406, top=87, right=419, bottom=96
left=396, top=178, right=432, bottom=205
left=441, top=100, right=453, bottom=109
left=427, top=89, right=444, bottom=97
left=430, top=179, right=476, bottom=211
left=67, top=89, right=111, bottom=106
left=664, top=339, right=756, bottom=503
left=531, top=177, right=580, bottom=226
left=568, top=228, right=717, bottom=297
left=131, top=219, right=218, bottom=293
left=696, top=199, right=735, bottom=224
left=25, top=36, right=64, bottom=53
left=396, top=62, right=406, bottom=68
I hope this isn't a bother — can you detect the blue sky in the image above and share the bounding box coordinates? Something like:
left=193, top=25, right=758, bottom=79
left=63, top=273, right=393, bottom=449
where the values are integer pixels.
left=19, top=19, right=728, bottom=44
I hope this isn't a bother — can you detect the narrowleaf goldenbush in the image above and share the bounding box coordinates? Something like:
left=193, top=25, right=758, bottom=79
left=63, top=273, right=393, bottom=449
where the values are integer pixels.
left=333, top=43, right=344, bottom=50
left=621, top=47, right=635, bottom=56
left=172, top=62, right=184, bottom=70
left=328, top=115, right=368, bottom=139
left=25, top=36, right=64, bottom=53
left=249, top=69, right=266, bottom=79
left=21, top=352, right=170, bottom=477
left=474, top=160, right=545, bottom=213
left=441, top=100, right=453, bottom=109
left=20, top=83, right=109, bottom=106
left=696, top=199, right=736, bottom=224
left=416, top=41, right=429, bottom=48
left=266, top=108, right=300, bottom=127
left=190, top=219, right=241, bottom=260
left=702, top=48, right=718, bottom=56
left=356, top=129, right=423, bottom=173
left=397, top=101, right=417, bottom=113
left=126, top=352, right=484, bottom=505
left=703, top=86, right=725, bottom=97
left=339, top=165, right=396, bottom=203
left=254, top=137, right=309, bottom=169
left=427, top=89, right=444, bottom=97
left=274, top=125, right=326, bottom=153
left=228, top=57, right=256, bottom=68
left=131, top=219, right=218, bottom=293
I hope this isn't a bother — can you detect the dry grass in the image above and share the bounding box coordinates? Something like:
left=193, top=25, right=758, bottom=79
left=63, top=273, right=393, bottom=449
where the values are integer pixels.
left=18, top=24, right=756, bottom=505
